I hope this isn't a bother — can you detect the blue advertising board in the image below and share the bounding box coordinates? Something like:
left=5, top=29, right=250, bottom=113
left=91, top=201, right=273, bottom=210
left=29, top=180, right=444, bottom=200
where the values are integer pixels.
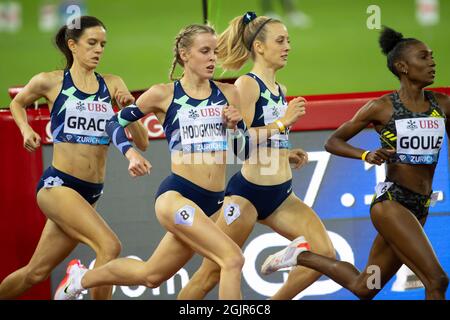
left=255, top=129, right=450, bottom=299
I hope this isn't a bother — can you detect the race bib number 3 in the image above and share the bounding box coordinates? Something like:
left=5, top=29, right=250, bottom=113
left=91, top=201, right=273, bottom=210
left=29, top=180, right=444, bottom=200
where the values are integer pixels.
left=224, top=203, right=241, bottom=225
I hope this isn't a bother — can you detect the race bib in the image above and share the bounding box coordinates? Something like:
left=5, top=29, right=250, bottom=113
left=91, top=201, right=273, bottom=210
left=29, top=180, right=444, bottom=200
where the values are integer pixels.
left=429, top=192, right=440, bottom=207
left=64, top=99, right=115, bottom=137
left=178, top=105, right=227, bottom=152
left=375, top=182, right=393, bottom=199
left=175, top=205, right=195, bottom=226
left=395, top=117, right=445, bottom=164
left=224, top=203, right=241, bottom=225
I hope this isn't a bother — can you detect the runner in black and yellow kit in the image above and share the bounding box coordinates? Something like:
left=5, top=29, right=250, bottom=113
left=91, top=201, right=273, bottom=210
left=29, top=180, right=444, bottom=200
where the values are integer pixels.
left=261, top=26, right=450, bottom=300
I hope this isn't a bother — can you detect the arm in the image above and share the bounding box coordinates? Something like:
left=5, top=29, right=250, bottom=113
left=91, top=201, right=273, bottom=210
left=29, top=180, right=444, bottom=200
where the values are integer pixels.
left=9, top=72, right=55, bottom=152
left=280, top=83, right=309, bottom=169
left=219, top=82, right=250, bottom=160
left=106, top=75, right=149, bottom=152
left=324, top=99, right=395, bottom=165
left=235, top=76, right=306, bottom=144
left=105, top=84, right=168, bottom=177
left=433, top=92, right=450, bottom=139
left=289, top=148, right=309, bottom=169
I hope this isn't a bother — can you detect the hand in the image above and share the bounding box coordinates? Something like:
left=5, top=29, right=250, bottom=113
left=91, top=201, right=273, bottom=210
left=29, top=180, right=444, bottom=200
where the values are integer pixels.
left=124, top=148, right=152, bottom=177
left=223, top=105, right=243, bottom=129
left=289, top=148, right=308, bottom=169
left=115, top=91, right=135, bottom=109
left=365, top=148, right=396, bottom=166
left=22, top=127, right=41, bottom=152
left=280, top=96, right=306, bottom=128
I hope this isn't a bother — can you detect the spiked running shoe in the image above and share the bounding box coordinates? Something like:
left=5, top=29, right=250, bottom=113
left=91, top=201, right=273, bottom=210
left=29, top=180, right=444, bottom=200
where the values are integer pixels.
left=54, top=259, right=87, bottom=300
left=261, top=236, right=310, bottom=275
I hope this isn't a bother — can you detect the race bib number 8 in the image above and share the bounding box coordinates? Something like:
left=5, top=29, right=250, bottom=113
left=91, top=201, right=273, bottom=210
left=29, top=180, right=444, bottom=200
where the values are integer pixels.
left=175, top=205, right=195, bottom=226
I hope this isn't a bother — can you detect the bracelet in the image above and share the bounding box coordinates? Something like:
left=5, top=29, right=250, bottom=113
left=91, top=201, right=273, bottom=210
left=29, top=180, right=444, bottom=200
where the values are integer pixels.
left=361, top=150, right=370, bottom=161
left=275, top=120, right=286, bottom=133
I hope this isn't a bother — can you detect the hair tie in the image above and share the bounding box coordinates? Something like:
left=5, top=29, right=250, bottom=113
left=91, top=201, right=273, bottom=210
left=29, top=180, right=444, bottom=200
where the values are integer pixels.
left=243, top=11, right=257, bottom=25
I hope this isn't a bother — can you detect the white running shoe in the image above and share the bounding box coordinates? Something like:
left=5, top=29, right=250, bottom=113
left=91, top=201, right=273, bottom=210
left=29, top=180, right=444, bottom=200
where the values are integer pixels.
left=54, top=259, right=87, bottom=300
left=261, top=236, right=310, bottom=275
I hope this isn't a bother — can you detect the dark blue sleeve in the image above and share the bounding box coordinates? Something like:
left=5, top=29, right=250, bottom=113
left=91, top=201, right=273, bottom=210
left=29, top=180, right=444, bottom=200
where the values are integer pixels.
left=105, top=105, right=145, bottom=155
left=231, top=120, right=250, bottom=161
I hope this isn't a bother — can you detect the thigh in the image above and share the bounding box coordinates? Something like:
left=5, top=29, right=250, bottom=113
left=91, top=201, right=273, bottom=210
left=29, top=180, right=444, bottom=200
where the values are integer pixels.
left=261, top=193, right=334, bottom=254
left=214, top=195, right=258, bottom=247
left=370, top=201, right=445, bottom=285
left=359, top=232, right=403, bottom=293
left=155, top=191, right=242, bottom=265
left=37, top=186, right=119, bottom=251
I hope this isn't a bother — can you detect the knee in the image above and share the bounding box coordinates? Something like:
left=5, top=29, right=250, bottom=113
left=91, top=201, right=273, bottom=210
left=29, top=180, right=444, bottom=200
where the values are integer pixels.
left=97, top=237, right=122, bottom=261
left=143, top=273, right=164, bottom=289
left=315, top=244, right=336, bottom=260
left=427, top=272, right=449, bottom=293
left=350, top=279, right=377, bottom=300
left=220, top=250, right=245, bottom=272
left=24, top=265, right=51, bottom=286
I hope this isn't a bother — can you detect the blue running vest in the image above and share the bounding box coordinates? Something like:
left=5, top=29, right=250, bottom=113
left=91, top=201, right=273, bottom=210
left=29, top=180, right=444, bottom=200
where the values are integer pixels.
left=163, top=80, right=229, bottom=153
left=51, top=70, right=114, bottom=145
left=247, top=73, right=290, bottom=149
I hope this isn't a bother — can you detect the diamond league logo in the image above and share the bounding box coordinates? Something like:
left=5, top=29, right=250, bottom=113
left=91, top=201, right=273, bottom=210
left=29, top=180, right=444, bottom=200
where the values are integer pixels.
left=188, top=109, right=199, bottom=120
left=406, top=120, right=417, bottom=130
left=271, top=106, right=280, bottom=118
left=76, top=101, right=86, bottom=112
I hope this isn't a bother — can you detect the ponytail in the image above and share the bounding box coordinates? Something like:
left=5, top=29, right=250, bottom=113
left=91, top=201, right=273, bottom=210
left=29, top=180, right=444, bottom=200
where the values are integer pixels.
left=217, top=12, right=280, bottom=71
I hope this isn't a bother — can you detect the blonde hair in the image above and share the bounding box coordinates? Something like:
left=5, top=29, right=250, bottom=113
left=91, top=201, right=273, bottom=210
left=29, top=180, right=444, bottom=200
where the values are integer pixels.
left=217, top=15, right=281, bottom=71
left=169, top=24, right=216, bottom=81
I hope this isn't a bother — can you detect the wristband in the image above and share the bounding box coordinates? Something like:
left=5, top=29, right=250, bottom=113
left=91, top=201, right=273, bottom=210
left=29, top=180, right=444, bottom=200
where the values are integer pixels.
left=275, top=120, right=286, bottom=133
left=361, top=150, right=370, bottom=161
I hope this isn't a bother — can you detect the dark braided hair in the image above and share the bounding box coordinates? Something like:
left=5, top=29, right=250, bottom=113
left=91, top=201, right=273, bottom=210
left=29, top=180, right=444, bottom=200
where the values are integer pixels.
left=379, top=26, right=420, bottom=78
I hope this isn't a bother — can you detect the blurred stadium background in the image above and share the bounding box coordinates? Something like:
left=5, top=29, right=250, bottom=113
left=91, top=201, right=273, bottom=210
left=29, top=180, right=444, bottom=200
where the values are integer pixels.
left=0, top=0, right=448, bottom=108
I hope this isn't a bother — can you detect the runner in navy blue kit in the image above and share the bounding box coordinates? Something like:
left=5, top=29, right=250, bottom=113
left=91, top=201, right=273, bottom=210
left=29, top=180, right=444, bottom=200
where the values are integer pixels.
left=0, top=16, right=149, bottom=300
left=261, top=27, right=449, bottom=300
left=178, top=12, right=335, bottom=300
left=55, top=24, right=246, bottom=300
